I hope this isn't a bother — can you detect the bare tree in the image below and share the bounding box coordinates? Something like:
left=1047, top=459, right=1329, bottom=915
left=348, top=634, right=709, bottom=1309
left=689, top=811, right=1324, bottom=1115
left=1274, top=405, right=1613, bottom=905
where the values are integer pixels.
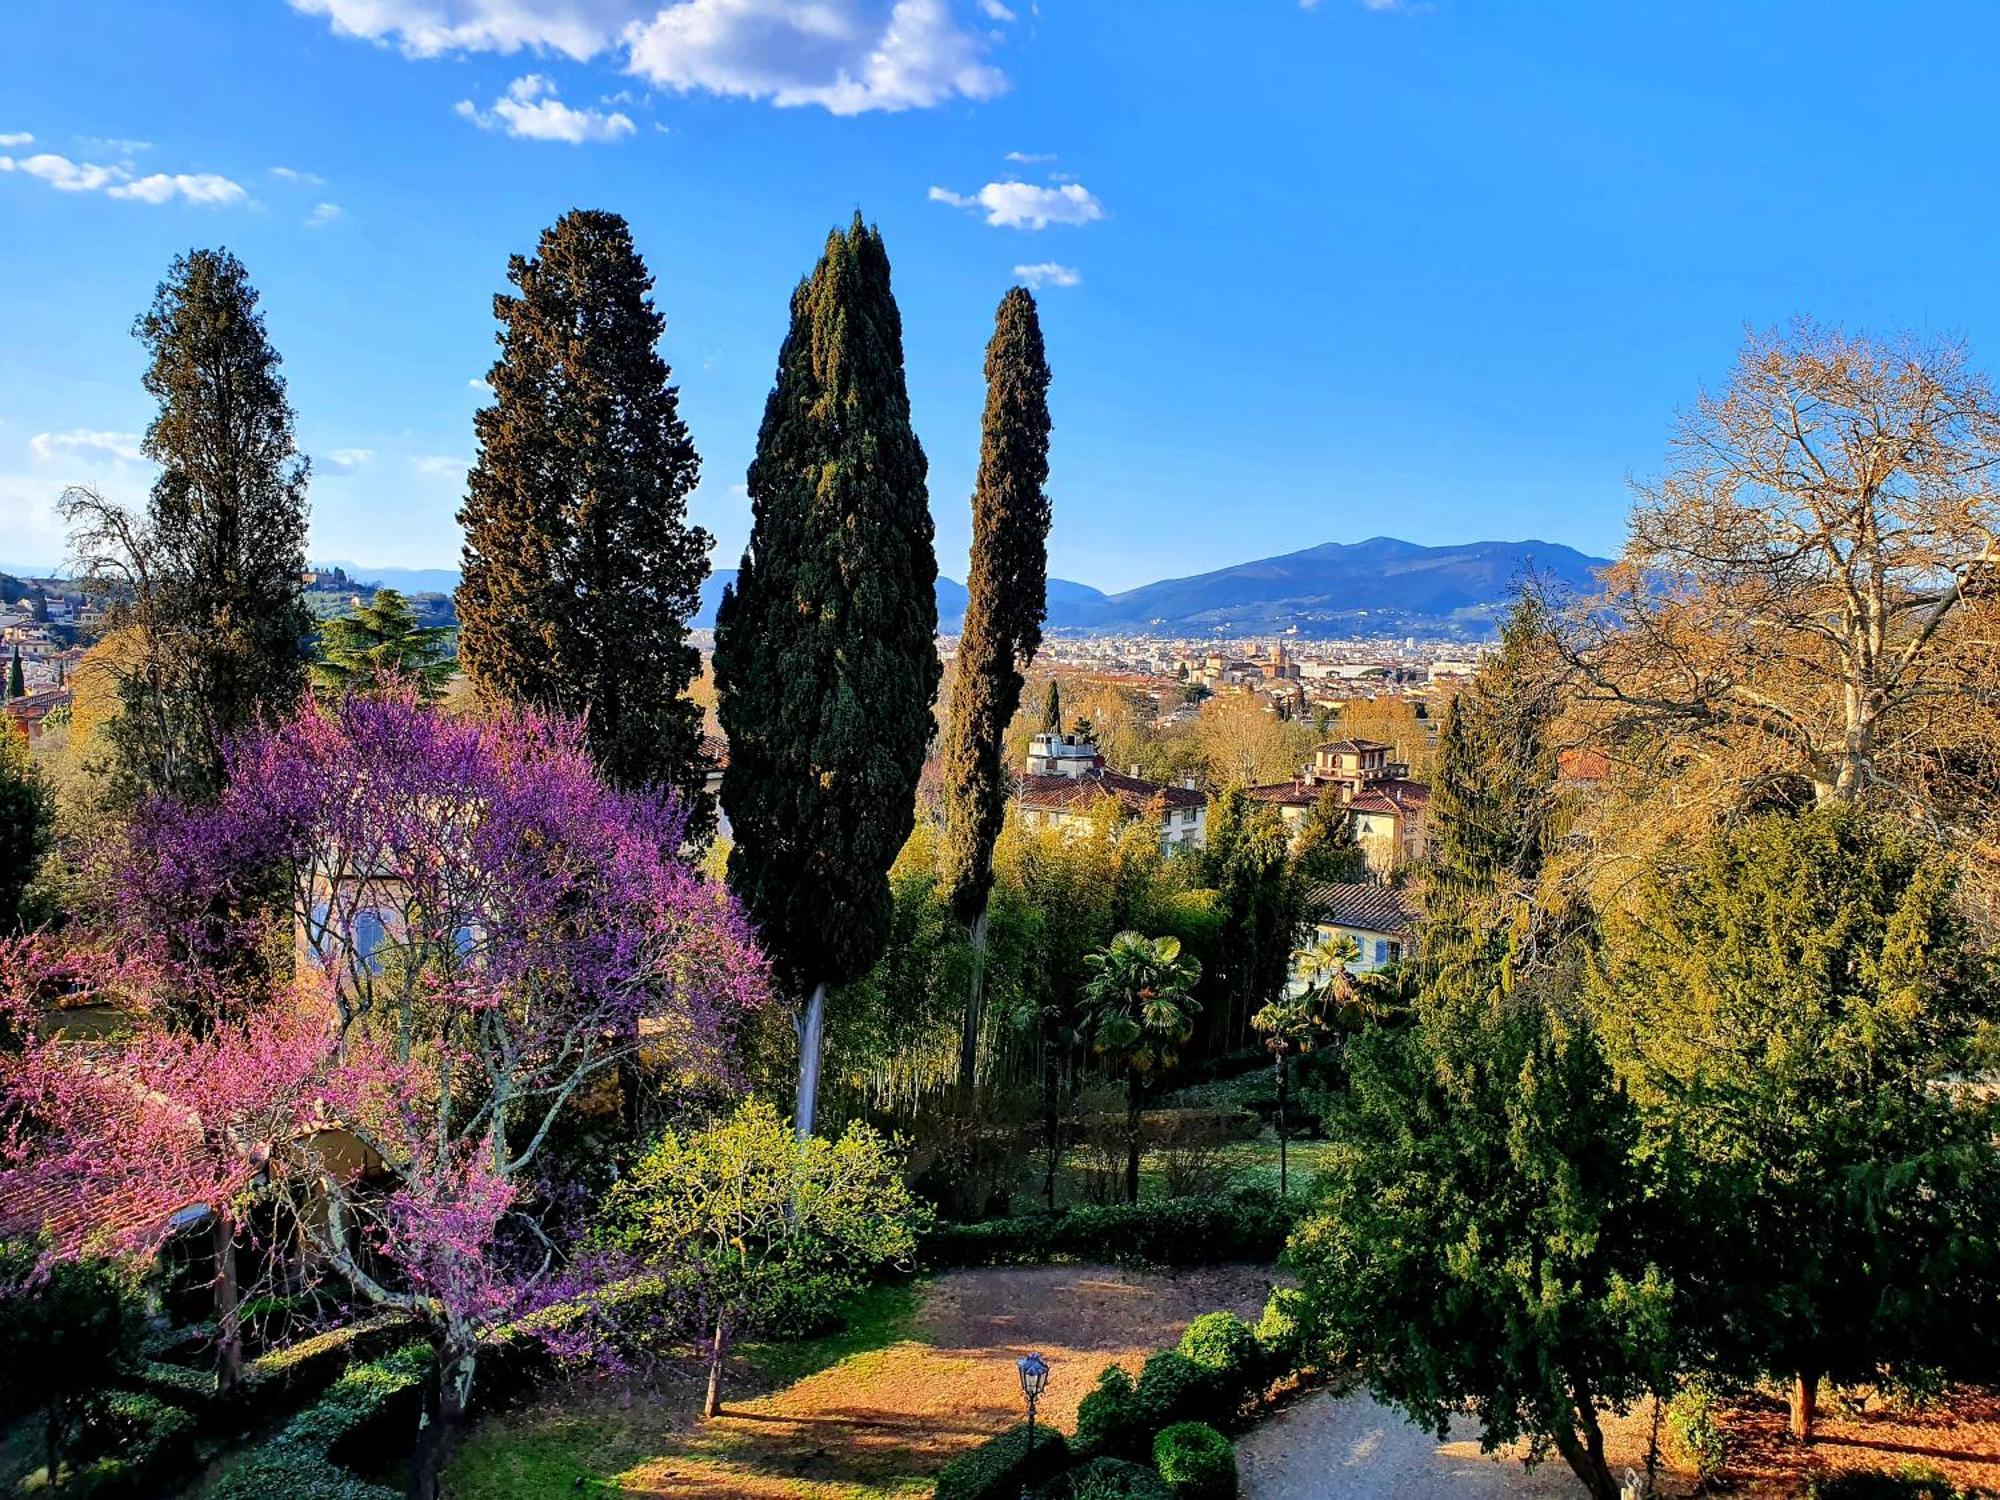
left=1553, top=322, right=2000, bottom=852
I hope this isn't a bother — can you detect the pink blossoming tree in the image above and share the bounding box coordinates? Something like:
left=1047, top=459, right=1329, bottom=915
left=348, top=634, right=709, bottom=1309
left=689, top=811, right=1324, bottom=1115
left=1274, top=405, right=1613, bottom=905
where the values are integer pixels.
left=1, top=693, right=767, bottom=1498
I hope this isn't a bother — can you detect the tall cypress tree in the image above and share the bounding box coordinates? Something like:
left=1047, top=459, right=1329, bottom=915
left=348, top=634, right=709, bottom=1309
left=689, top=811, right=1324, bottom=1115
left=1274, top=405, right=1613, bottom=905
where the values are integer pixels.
left=714, top=215, right=940, bottom=1135
left=6, top=650, right=21, bottom=700
left=458, top=210, right=712, bottom=832
left=65, top=248, right=310, bottom=802
left=1040, top=678, right=1062, bottom=735
left=940, top=287, right=1052, bottom=1087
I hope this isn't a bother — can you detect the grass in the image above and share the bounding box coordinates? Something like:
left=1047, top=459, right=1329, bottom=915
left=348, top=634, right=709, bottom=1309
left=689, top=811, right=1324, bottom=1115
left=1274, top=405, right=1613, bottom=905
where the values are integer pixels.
left=738, top=1279, right=922, bottom=1387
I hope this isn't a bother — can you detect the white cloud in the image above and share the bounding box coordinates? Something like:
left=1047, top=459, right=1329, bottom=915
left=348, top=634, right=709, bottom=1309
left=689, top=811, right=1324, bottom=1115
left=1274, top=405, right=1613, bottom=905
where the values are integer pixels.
left=287, top=0, right=645, bottom=59
left=1003, top=149, right=1053, bottom=164
left=930, top=178, right=1102, bottom=229
left=628, top=0, right=1006, bottom=114
left=0, top=132, right=34, bottom=148
left=1013, top=261, right=1078, bottom=288
left=469, top=377, right=494, bottom=392
left=29, top=430, right=146, bottom=464
left=413, top=454, right=469, bottom=476
left=294, top=0, right=1012, bottom=115
left=456, top=74, right=635, bottom=142
left=320, top=447, right=374, bottom=474
left=76, top=135, right=153, bottom=156
left=271, top=165, right=327, bottom=184
left=0, top=151, right=246, bottom=205
left=305, top=201, right=345, bottom=227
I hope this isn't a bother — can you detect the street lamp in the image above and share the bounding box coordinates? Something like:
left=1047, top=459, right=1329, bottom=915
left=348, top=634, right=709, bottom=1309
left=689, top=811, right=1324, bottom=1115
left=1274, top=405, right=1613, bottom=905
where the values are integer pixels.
left=1017, top=1351, right=1050, bottom=1466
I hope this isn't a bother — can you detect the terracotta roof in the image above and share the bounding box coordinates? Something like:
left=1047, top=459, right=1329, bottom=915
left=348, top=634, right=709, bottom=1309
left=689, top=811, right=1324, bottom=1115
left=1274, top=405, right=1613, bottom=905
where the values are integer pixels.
left=1316, top=738, right=1393, bottom=755
left=1246, top=780, right=1317, bottom=808
left=1348, top=779, right=1429, bottom=817
left=1559, top=747, right=1610, bottom=782
left=1017, top=768, right=1204, bottom=817
left=1305, top=881, right=1412, bottom=935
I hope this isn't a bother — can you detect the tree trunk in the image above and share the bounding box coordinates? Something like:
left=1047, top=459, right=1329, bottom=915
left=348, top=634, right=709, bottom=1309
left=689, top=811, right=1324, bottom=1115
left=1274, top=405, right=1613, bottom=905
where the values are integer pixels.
left=1275, top=1052, right=1289, bottom=1198
left=957, top=908, right=990, bottom=1090
left=1547, top=1388, right=1620, bottom=1500
left=794, top=981, right=828, bottom=1138
left=1125, top=1070, right=1143, bottom=1205
left=408, top=1338, right=478, bottom=1500
left=703, top=1310, right=731, bottom=1418
left=1790, top=1371, right=1818, bottom=1445
left=1042, top=1025, right=1061, bottom=1212
left=214, top=1210, right=242, bottom=1394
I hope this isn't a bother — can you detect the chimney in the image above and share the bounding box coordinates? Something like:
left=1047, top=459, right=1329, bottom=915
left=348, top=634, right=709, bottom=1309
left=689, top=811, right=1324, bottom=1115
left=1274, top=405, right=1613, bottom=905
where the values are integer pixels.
left=1129, top=763, right=1141, bottom=778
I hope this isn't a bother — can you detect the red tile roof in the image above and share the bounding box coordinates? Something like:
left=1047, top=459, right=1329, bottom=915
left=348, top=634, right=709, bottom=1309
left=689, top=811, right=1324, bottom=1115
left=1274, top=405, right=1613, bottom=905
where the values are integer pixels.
left=1017, top=768, right=1205, bottom=817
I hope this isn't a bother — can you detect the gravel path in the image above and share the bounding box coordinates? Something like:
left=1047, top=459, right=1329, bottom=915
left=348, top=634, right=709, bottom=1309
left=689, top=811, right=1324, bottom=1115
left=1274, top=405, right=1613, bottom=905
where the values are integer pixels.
left=1237, top=1391, right=1590, bottom=1499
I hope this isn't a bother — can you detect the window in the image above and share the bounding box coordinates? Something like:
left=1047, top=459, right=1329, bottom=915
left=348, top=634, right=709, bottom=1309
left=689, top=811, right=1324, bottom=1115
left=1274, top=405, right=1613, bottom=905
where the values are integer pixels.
left=1385, top=940, right=1402, bottom=965
left=1373, top=938, right=1388, bottom=966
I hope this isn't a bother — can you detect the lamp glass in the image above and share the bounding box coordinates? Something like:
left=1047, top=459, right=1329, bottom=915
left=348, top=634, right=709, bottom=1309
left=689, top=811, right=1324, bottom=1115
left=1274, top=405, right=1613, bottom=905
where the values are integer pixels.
left=1018, top=1352, right=1049, bottom=1397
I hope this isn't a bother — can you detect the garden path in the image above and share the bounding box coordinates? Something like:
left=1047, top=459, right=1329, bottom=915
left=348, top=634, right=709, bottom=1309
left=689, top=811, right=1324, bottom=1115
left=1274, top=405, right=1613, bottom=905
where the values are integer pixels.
left=447, top=1262, right=1277, bottom=1499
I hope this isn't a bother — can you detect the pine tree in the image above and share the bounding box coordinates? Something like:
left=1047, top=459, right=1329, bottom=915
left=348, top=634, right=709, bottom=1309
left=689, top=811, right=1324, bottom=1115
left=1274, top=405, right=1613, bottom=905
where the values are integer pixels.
left=311, top=588, right=455, bottom=700
left=714, top=215, right=940, bottom=1135
left=458, top=210, right=712, bottom=832
left=66, top=249, right=311, bottom=801
left=940, top=287, right=1052, bottom=1087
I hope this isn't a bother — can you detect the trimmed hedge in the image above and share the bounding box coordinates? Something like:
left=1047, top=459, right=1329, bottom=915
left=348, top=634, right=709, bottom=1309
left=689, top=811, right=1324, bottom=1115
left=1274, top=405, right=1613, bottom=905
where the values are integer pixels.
left=1073, top=1351, right=1223, bottom=1462
left=62, top=1391, right=200, bottom=1500
left=933, top=1421, right=1071, bottom=1500
left=922, top=1189, right=1297, bottom=1270
left=208, top=1342, right=431, bottom=1500
left=1035, top=1456, right=1173, bottom=1499
left=236, top=1312, right=415, bottom=1423
left=1808, top=1476, right=1970, bottom=1500
left=1153, top=1422, right=1236, bottom=1500
left=1177, top=1313, right=1258, bottom=1384
left=1251, top=1287, right=1310, bottom=1370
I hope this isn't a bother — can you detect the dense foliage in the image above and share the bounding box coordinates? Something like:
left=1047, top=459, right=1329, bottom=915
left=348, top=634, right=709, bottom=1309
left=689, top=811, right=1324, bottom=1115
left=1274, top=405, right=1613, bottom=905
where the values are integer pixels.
left=458, top=209, right=712, bottom=828
left=310, top=587, right=454, bottom=700
left=941, top=284, right=1053, bottom=1087
left=0, top=730, right=52, bottom=934
left=715, top=214, right=939, bottom=1135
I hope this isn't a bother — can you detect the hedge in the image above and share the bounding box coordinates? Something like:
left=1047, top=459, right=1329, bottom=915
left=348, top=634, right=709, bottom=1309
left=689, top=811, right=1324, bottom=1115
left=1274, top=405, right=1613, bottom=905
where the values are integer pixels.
left=933, top=1421, right=1071, bottom=1500
left=1153, top=1422, right=1236, bottom=1500
left=208, top=1342, right=431, bottom=1500
left=1035, top=1455, right=1173, bottom=1499
left=60, top=1391, right=200, bottom=1500
left=921, top=1189, right=1297, bottom=1270
left=1808, top=1476, right=1972, bottom=1500
left=236, top=1312, right=415, bottom=1423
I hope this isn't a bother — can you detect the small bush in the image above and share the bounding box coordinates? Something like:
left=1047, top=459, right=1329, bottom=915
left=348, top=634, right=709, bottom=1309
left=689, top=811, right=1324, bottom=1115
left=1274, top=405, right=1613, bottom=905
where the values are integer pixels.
left=1153, top=1422, right=1236, bottom=1500
left=933, top=1421, right=1071, bottom=1500
left=1134, top=1351, right=1210, bottom=1429
left=1809, top=1472, right=1966, bottom=1500
left=1177, top=1312, right=1260, bottom=1400
left=1663, top=1380, right=1727, bottom=1483
left=1074, top=1365, right=1148, bottom=1460
left=1252, top=1287, right=1309, bottom=1371
left=1037, top=1456, right=1174, bottom=1500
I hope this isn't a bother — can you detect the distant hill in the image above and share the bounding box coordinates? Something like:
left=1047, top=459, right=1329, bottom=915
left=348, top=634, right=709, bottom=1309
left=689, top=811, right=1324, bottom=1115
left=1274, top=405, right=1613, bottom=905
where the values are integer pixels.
left=696, top=569, right=1106, bottom=632
left=317, top=537, right=1609, bottom=641
left=1054, top=536, right=1611, bottom=639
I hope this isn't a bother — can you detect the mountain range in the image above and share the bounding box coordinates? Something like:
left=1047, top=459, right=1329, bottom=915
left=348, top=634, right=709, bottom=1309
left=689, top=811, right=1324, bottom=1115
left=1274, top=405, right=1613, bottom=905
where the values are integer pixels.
left=311, top=536, right=1612, bottom=640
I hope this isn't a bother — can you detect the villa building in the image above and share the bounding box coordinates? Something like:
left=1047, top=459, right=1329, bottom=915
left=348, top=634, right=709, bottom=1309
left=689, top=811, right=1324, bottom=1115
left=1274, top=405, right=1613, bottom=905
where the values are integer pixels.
left=1016, top=730, right=1207, bottom=851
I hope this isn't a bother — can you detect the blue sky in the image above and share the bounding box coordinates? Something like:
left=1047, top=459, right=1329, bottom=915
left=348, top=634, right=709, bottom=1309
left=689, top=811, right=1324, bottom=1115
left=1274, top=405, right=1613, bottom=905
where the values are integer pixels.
left=3, top=1, right=1998, bottom=592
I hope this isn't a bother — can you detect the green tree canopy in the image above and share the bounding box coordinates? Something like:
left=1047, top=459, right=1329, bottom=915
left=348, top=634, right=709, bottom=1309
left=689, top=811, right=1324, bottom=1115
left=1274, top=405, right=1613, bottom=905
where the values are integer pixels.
left=310, top=588, right=454, bottom=700
left=941, top=285, right=1053, bottom=1086
left=63, top=247, right=311, bottom=802
left=714, top=214, right=939, bottom=1135
left=0, top=731, right=53, bottom=935
left=458, top=209, right=712, bottom=829
left=1589, top=805, right=2000, bottom=1441
left=595, top=1098, right=923, bottom=1416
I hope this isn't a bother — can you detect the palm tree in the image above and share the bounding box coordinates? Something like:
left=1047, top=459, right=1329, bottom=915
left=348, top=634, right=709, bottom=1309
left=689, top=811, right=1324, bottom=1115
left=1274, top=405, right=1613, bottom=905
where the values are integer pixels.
left=1081, top=931, right=1203, bottom=1204
left=1253, top=932, right=1360, bottom=1195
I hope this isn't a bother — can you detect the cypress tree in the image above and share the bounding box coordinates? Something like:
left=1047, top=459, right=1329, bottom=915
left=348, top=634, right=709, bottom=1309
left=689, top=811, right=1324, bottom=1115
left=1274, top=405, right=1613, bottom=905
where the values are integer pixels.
left=940, top=287, right=1053, bottom=1087
left=458, top=210, right=712, bottom=833
left=1040, top=677, right=1062, bottom=735
left=714, top=215, right=940, bottom=1135
left=70, top=249, right=311, bottom=801
left=6, top=650, right=21, bottom=700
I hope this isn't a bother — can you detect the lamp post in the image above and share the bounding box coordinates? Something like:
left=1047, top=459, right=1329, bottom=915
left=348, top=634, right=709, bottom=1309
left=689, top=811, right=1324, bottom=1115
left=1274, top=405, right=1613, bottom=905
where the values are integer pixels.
left=1017, top=1351, right=1050, bottom=1479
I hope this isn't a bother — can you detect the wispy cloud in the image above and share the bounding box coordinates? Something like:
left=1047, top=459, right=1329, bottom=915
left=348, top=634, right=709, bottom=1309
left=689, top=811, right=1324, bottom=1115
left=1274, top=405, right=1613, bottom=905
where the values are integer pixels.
left=456, top=75, right=635, bottom=143
left=294, top=0, right=1010, bottom=117
left=412, top=454, right=468, bottom=477
left=270, top=165, right=326, bottom=185
left=30, top=429, right=146, bottom=464
left=319, top=447, right=374, bottom=474
left=76, top=135, right=153, bottom=157
left=930, top=179, right=1104, bottom=230
left=0, top=132, right=34, bottom=149
left=1013, top=261, right=1080, bottom=288
left=0, top=150, right=246, bottom=205
left=305, top=201, right=344, bottom=228
left=1004, top=149, right=1054, bottom=165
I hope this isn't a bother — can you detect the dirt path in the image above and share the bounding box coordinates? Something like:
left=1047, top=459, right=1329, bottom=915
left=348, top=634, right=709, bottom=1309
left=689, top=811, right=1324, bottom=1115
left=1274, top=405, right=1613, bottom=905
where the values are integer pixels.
left=448, top=1263, right=1279, bottom=1499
